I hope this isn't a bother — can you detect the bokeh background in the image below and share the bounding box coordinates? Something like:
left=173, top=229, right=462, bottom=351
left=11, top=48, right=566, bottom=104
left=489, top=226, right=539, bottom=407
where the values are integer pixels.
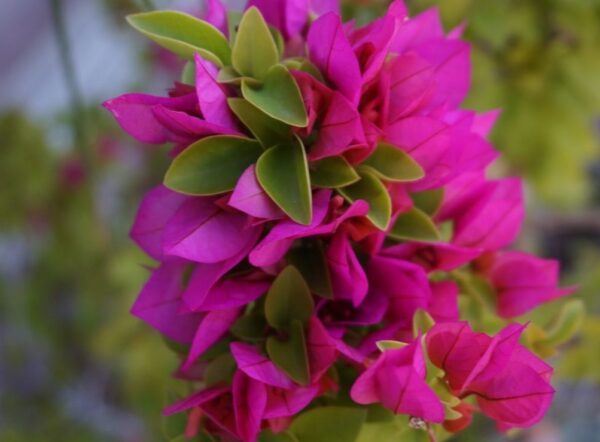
left=1, top=0, right=599, bottom=441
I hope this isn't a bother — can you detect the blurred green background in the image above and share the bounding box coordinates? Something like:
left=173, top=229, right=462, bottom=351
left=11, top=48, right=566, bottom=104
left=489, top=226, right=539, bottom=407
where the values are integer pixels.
left=0, top=1, right=599, bottom=441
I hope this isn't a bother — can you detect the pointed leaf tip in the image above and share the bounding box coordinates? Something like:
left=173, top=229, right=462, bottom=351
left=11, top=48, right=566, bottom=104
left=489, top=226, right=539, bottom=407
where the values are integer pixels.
left=126, top=11, right=231, bottom=65
left=165, top=135, right=262, bottom=195
left=256, top=139, right=312, bottom=224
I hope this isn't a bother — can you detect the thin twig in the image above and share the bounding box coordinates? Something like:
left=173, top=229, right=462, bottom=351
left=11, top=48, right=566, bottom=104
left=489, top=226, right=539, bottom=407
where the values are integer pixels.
left=49, top=0, right=90, bottom=171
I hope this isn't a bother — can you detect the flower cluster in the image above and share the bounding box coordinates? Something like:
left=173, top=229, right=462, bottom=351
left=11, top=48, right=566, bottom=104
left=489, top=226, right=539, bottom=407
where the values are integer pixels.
left=104, top=1, right=577, bottom=441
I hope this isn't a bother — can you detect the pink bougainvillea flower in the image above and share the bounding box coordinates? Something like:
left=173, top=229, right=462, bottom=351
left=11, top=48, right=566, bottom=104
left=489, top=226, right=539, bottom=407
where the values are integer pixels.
left=307, top=12, right=363, bottom=104
left=182, top=307, right=242, bottom=370
left=231, top=342, right=295, bottom=389
left=427, top=322, right=555, bottom=429
left=326, top=230, right=369, bottom=306
left=351, top=339, right=445, bottom=423
left=478, top=251, right=576, bottom=318
left=246, top=0, right=339, bottom=40
left=130, top=185, right=189, bottom=261
left=293, top=71, right=368, bottom=162
left=228, top=165, right=285, bottom=221
left=163, top=386, right=239, bottom=439
left=306, top=316, right=338, bottom=381
left=381, top=241, right=482, bottom=273
left=162, top=197, right=261, bottom=264
left=249, top=191, right=368, bottom=267
left=131, top=259, right=202, bottom=344
left=203, top=0, right=228, bottom=35
left=102, top=90, right=240, bottom=146
left=108, top=1, right=571, bottom=437
left=367, top=256, right=431, bottom=326
left=194, top=54, right=239, bottom=130
left=451, top=178, right=525, bottom=251
left=428, top=280, right=459, bottom=322
left=233, top=371, right=267, bottom=442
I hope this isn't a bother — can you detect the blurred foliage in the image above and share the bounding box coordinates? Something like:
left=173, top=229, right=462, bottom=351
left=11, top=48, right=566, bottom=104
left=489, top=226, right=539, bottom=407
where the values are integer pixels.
left=1, top=1, right=599, bottom=441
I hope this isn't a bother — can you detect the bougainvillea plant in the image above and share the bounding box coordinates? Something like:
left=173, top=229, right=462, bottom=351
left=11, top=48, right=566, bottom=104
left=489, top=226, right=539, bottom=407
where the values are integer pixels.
left=103, top=1, right=581, bottom=441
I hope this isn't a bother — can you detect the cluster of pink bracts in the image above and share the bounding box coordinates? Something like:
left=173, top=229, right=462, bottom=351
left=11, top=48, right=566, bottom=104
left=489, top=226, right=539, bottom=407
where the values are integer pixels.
left=104, top=1, right=575, bottom=441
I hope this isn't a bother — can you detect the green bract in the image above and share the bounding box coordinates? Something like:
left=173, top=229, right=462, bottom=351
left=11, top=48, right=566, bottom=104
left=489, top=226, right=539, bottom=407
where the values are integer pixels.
left=266, top=320, right=310, bottom=385
left=362, top=143, right=425, bottom=182
left=287, top=241, right=334, bottom=299
left=232, top=7, right=279, bottom=80
left=290, top=407, right=367, bottom=442
left=389, top=207, right=441, bottom=242
left=228, top=98, right=291, bottom=148
left=310, top=156, right=360, bottom=188
left=241, top=64, right=308, bottom=127
left=126, top=11, right=231, bottom=65
left=164, top=136, right=263, bottom=195
left=264, top=266, right=314, bottom=329
left=256, top=138, right=312, bottom=225
left=339, top=169, right=392, bottom=230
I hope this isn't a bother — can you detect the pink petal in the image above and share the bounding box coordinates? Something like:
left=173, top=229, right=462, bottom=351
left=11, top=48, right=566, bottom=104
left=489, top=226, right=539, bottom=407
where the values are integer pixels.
left=473, top=362, right=554, bottom=430
left=307, top=317, right=337, bottom=381
left=102, top=92, right=197, bottom=144
left=327, top=231, right=369, bottom=306
left=197, top=276, right=271, bottom=311
left=195, top=54, right=238, bottom=129
left=131, top=260, right=202, bottom=344
left=453, top=178, right=524, bottom=251
left=488, top=251, right=576, bottom=318
left=228, top=165, right=285, bottom=220
left=183, top=308, right=241, bottom=370
left=231, top=342, right=295, bottom=389
left=152, top=105, right=241, bottom=142
left=264, top=384, right=320, bottom=419
left=367, top=257, right=431, bottom=325
left=204, top=0, right=228, bottom=35
left=429, top=280, right=459, bottom=322
left=163, top=386, right=229, bottom=415
left=163, top=198, right=261, bottom=263
left=308, top=13, right=362, bottom=104
left=382, top=241, right=482, bottom=272
left=309, top=91, right=367, bottom=161
left=130, top=185, right=189, bottom=260
left=233, top=372, right=267, bottom=442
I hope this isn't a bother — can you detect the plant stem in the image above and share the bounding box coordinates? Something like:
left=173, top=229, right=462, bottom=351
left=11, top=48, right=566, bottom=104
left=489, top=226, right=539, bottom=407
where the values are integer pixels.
left=49, top=0, right=91, bottom=172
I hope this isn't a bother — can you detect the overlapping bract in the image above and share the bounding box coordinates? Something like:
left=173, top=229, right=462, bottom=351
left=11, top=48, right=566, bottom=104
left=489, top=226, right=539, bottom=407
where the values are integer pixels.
left=104, top=1, right=576, bottom=441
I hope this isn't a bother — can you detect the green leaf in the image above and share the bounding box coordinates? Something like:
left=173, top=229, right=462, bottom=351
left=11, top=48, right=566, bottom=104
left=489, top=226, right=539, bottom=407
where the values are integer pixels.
left=412, top=188, right=445, bottom=216
left=540, top=299, right=584, bottom=347
left=126, top=11, right=231, bottom=65
left=256, top=139, right=312, bottom=224
left=259, top=430, right=299, bottom=442
left=290, top=406, right=367, bottom=442
left=287, top=240, right=333, bottom=299
left=266, top=320, right=310, bottom=385
left=218, top=65, right=244, bottom=84
left=361, top=142, right=424, bottom=182
left=228, top=98, right=291, bottom=148
left=265, top=266, right=314, bottom=329
left=204, top=353, right=236, bottom=386
left=242, top=64, right=308, bottom=127
left=231, top=314, right=267, bottom=342
left=164, top=136, right=263, bottom=195
left=412, top=308, right=435, bottom=336
left=181, top=61, right=195, bottom=85
left=338, top=170, right=392, bottom=230
left=310, top=156, right=360, bottom=188
left=299, top=60, right=325, bottom=82
left=388, top=207, right=441, bottom=242
left=232, top=7, right=279, bottom=80
left=376, top=340, right=408, bottom=351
